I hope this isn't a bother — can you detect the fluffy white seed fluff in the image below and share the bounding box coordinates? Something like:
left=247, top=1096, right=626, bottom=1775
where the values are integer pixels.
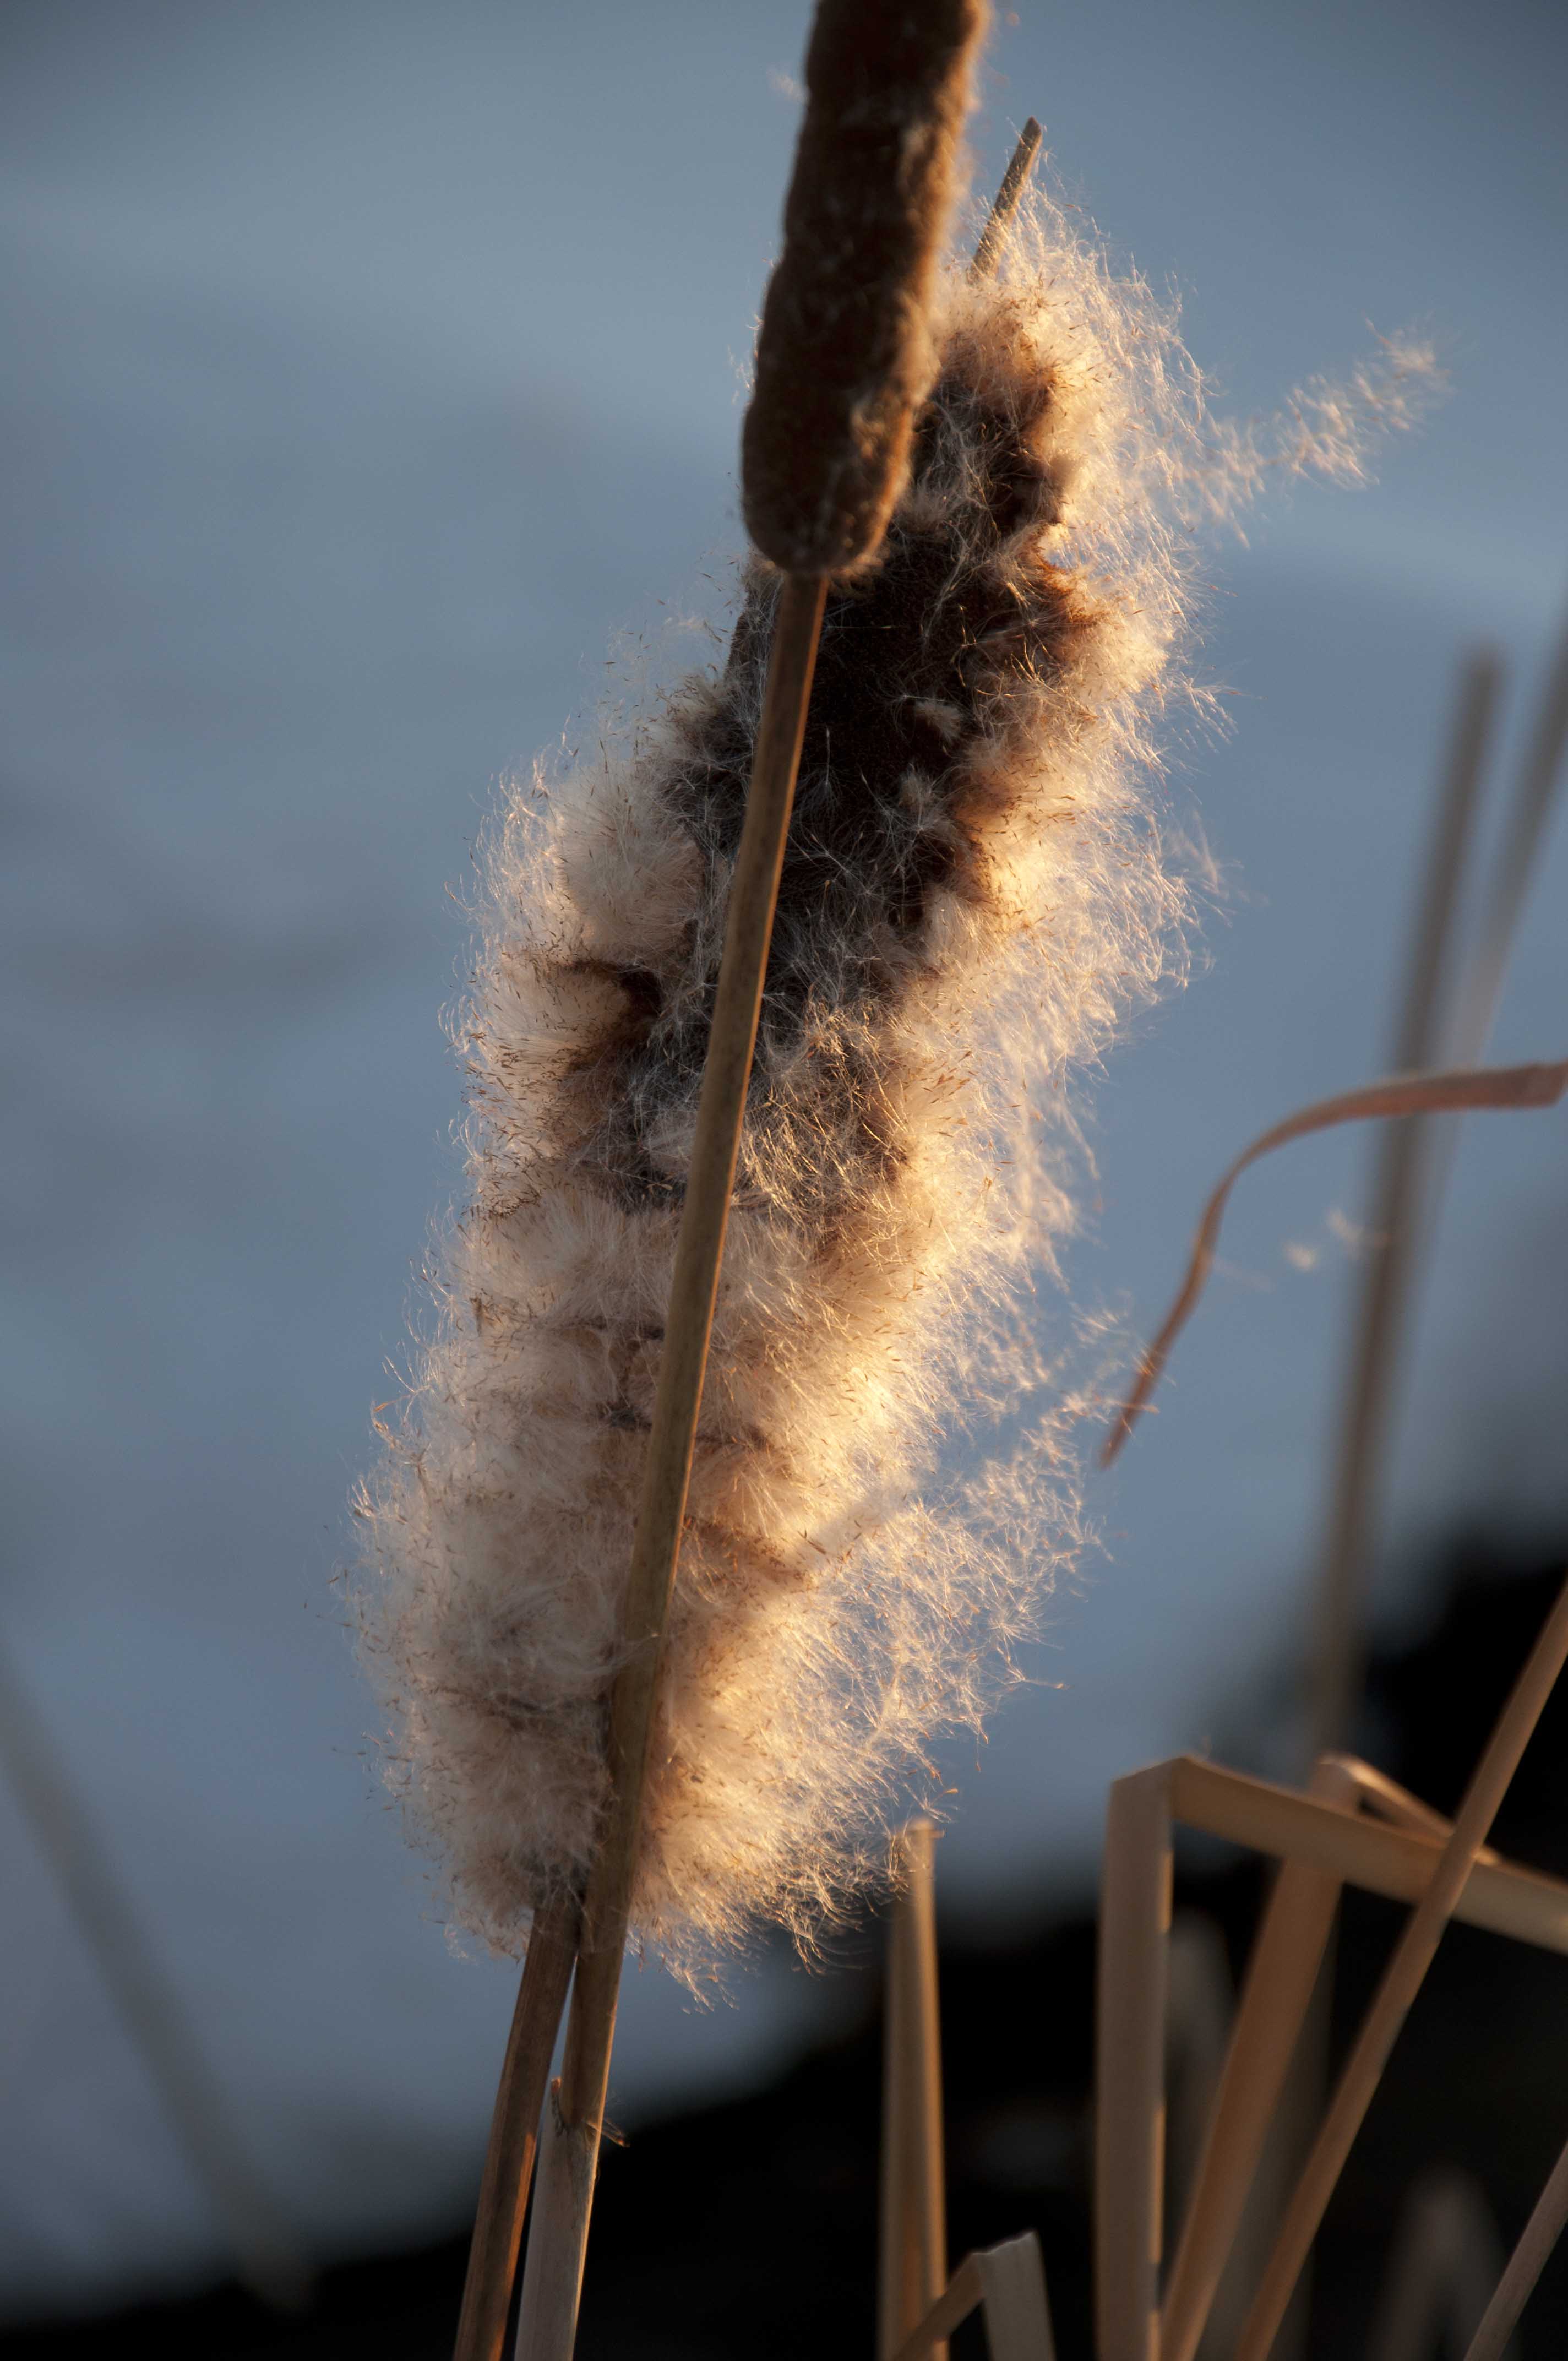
left=354, top=186, right=1436, bottom=1975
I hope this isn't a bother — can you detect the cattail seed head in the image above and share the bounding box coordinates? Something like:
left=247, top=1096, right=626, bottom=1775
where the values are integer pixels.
left=742, top=0, right=988, bottom=574
left=356, top=178, right=1438, bottom=1977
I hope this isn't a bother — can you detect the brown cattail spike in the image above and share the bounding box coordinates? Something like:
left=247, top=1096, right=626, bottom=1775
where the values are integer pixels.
left=742, top=0, right=988, bottom=575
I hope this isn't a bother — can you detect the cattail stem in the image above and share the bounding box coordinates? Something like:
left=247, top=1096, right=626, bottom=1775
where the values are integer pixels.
left=1235, top=1568, right=1568, bottom=2361
left=451, top=1889, right=580, bottom=2361
left=514, top=570, right=829, bottom=2360
left=459, top=63, right=1031, bottom=2361
left=879, top=1823, right=948, bottom=2361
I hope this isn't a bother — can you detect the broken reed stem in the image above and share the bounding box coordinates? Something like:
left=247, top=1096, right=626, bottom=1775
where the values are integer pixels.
left=889, top=2237, right=1056, bottom=2361
left=1308, top=651, right=1501, bottom=1761
left=1234, top=1568, right=1568, bottom=2361
left=970, top=116, right=1042, bottom=278
left=513, top=569, right=828, bottom=2361
left=450, top=1889, right=579, bottom=2361
left=879, top=1822, right=948, bottom=2361
left=1462, top=2128, right=1568, bottom=2361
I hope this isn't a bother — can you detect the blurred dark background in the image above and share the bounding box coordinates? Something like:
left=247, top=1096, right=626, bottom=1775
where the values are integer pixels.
left=1, top=0, right=1564, bottom=2350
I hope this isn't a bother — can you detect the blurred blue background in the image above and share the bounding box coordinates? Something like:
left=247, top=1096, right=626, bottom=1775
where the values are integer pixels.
left=1, top=0, right=1564, bottom=2316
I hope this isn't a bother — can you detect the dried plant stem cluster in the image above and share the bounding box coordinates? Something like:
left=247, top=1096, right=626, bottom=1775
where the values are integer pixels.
left=883, top=1562, right=1568, bottom=2361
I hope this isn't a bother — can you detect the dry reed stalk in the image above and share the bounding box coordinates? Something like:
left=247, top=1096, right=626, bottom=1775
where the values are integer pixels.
left=888, top=2234, right=1056, bottom=2361
left=1461, top=2132, right=1568, bottom=2361
left=0, top=1644, right=309, bottom=2311
left=1159, top=1759, right=1360, bottom=2361
left=879, top=1821, right=948, bottom=2361
left=451, top=1890, right=579, bottom=2361
left=1165, top=1754, right=1517, bottom=2360
left=1167, top=1755, right=1568, bottom=1953
left=1308, top=602, right=1566, bottom=1771
left=1308, top=651, right=1502, bottom=1761
left=1101, top=1057, right=1568, bottom=1465
left=1099, top=1745, right=1568, bottom=2361
left=1095, top=1764, right=1173, bottom=2361
left=513, top=573, right=829, bottom=2361
left=1233, top=1566, right=1568, bottom=2361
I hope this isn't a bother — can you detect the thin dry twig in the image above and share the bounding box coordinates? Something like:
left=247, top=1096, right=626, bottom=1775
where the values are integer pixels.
left=1100, top=1057, right=1568, bottom=1466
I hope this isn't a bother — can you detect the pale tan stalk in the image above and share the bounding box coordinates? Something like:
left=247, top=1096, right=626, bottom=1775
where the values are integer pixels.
left=1461, top=2131, right=1568, bottom=2361
left=1095, top=1764, right=1173, bottom=2361
left=513, top=570, right=828, bottom=2361
left=1309, top=651, right=1501, bottom=1760
left=1167, top=1755, right=1568, bottom=1953
left=1311, top=603, right=1566, bottom=1769
left=879, top=1822, right=948, bottom=2361
left=1159, top=1759, right=1359, bottom=2361
left=1234, top=1569, right=1568, bottom=2361
left=451, top=1890, right=579, bottom=2361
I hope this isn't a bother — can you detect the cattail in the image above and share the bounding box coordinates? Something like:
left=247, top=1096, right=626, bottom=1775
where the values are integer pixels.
left=356, top=182, right=1437, bottom=1974
left=743, top=0, right=987, bottom=574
